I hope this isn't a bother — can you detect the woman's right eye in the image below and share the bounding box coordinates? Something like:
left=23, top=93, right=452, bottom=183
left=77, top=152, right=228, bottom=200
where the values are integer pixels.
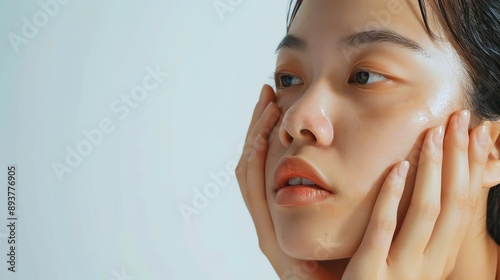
left=274, top=73, right=304, bottom=89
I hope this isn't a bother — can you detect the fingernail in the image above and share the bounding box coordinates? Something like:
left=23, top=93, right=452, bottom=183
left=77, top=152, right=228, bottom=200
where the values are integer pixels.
left=476, top=125, right=489, bottom=146
left=397, top=161, right=410, bottom=178
left=433, top=126, right=444, bottom=145
left=458, top=110, right=470, bottom=131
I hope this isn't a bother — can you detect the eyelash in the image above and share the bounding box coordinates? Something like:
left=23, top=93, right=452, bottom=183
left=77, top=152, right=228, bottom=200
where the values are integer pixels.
left=272, top=69, right=388, bottom=90
left=348, top=69, right=388, bottom=85
left=272, top=71, right=303, bottom=90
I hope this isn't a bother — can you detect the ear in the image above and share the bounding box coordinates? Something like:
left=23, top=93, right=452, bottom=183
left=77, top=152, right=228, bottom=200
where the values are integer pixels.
left=483, top=121, right=500, bottom=189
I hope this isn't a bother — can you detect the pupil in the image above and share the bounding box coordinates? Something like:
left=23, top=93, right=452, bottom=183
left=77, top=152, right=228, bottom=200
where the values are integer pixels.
left=281, top=75, right=293, bottom=87
left=356, top=71, right=369, bottom=84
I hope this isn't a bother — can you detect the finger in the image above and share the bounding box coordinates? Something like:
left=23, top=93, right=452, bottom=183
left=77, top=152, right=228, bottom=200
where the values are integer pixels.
left=392, top=126, right=444, bottom=259
left=245, top=84, right=277, bottom=141
left=351, top=161, right=409, bottom=268
left=450, top=124, right=490, bottom=253
left=236, top=101, right=280, bottom=184
left=238, top=102, right=280, bottom=207
left=237, top=85, right=277, bottom=177
left=245, top=129, right=278, bottom=251
left=247, top=104, right=280, bottom=163
left=466, top=123, right=490, bottom=214
left=426, top=110, right=470, bottom=260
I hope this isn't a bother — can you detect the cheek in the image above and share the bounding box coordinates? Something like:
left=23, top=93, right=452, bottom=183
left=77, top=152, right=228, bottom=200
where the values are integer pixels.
left=329, top=111, right=433, bottom=220
left=334, top=114, right=421, bottom=188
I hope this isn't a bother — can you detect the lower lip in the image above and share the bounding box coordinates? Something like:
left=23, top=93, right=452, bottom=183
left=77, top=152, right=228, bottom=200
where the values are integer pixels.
left=275, top=185, right=332, bottom=206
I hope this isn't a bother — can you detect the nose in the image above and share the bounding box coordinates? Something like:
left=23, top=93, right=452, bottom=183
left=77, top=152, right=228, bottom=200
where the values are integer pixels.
left=279, top=84, right=334, bottom=148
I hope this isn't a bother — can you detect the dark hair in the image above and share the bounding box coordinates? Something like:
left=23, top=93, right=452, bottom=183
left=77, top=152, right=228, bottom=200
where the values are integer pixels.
left=286, top=0, right=500, bottom=245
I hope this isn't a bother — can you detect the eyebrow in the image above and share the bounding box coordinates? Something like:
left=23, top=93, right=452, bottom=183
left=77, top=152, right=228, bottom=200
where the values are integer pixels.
left=275, top=29, right=429, bottom=56
left=275, top=34, right=307, bottom=53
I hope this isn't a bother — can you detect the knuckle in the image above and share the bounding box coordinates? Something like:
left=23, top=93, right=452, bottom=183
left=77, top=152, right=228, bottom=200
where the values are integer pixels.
left=468, top=191, right=479, bottom=209
left=421, top=200, right=441, bottom=221
left=376, top=217, right=396, bottom=234
left=418, top=143, right=442, bottom=167
left=408, top=150, right=421, bottom=169
left=388, top=182, right=404, bottom=197
left=451, top=136, right=469, bottom=151
left=425, top=270, right=445, bottom=280
left=235, top=164, right=244, bottom=177
left=443, top=259, right=457, bottom=277
left=382, top=175, right=404, bottom=197
left=260, top=127, right=273, bottom=139
left=472, top=149, right=488, bottom=164
left=247, top=151, right=257, bottom=163
left=258, top=241, right=265, bottom=254
left=244, top=191, right=254, bottom=204
left=242, top=145, right=254, bottom=157
left=474, top=155, right=488, bottom=165
left=453, top=188, right=469, bottom=210
left=238, top=145, right=251, bottom=159
left=410, top=200, right=440, bottom=221
left=235, top=176, right=243, bottom=189
left=423, top=259, right=448, bottom=279
left=380, top=182, right=403, bottom=199
left=258, top=239, right=271, bottom=256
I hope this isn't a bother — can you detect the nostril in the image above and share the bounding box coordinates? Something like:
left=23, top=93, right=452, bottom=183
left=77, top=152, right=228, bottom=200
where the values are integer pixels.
left=279, top=125, right=294, bottom=146
left=300, top=129, right=317, bottom=142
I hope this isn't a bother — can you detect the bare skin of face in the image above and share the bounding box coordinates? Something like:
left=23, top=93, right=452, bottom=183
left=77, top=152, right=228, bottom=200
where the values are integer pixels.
left=236, top=0, right=500, bottom=279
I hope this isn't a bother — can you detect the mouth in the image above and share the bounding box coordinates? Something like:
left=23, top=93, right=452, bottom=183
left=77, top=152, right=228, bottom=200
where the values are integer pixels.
left=273, top=157, right=334, bottom=207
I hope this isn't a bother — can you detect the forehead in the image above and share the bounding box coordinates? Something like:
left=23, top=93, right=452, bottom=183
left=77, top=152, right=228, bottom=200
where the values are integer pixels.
left=287, top=0, right=440, bottom=52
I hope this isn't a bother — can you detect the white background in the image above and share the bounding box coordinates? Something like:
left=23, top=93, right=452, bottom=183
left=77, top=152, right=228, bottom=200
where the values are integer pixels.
left=0, top=0, right=288, bottom=279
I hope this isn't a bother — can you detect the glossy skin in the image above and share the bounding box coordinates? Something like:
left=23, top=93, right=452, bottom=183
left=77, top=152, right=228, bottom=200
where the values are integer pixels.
left=265, top=0, right=466, bottom=260
left=236, top=0, right=500, bottom=278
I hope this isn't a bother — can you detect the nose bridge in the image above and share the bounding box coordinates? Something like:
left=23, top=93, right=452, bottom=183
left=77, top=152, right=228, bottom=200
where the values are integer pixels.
left=279, top=81, right=335, bottom=147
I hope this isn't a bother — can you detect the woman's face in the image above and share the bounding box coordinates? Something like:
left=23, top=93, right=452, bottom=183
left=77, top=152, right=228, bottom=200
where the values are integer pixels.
left=265, top=0, right=468, bottom=260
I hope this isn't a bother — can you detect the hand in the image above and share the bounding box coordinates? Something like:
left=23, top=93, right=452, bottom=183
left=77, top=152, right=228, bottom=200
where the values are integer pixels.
left=236, top=85, right=334, bottom=280
left=342, top=110, right=492, bottom=280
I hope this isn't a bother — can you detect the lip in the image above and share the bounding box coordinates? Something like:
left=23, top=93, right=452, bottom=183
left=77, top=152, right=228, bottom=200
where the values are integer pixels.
left=273, top=157, right=334, bottom=206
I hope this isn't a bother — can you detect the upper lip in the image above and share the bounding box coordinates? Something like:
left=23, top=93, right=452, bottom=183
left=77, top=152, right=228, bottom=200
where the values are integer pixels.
left=273, top=157, right=334, bottom=193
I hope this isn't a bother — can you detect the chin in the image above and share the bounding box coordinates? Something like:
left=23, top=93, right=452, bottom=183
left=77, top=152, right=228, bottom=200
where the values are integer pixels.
left=271, top=208, right=362, bottom=261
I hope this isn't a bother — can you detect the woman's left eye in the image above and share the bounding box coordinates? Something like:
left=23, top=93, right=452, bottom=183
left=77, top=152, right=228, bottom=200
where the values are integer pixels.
left=349, top=70, right=387, bottom=85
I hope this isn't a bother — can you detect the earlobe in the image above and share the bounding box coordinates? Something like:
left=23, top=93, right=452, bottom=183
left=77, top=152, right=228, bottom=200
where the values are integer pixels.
left=482, top=121, right=500, bottom=189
